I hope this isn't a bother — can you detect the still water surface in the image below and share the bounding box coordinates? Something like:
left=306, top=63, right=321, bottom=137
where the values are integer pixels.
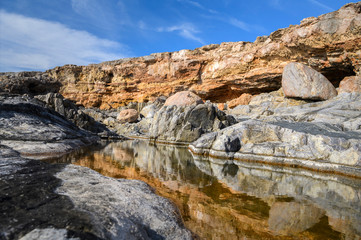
left=51, top=140, right=361, bottom=240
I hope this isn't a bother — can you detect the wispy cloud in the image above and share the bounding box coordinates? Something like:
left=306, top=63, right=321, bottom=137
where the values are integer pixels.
left=0, top=10, right=128, bottom=72
left=157, top=23, right=204, bottom=44
left=308, top=0, right=334, bottom=12
left=178, top=0, right=218, bottom=14
left=229, top=18, right=250, bottom=31
left=71, top=0, right=125, bottom=30
left=228, top=17, right=267, bottom=33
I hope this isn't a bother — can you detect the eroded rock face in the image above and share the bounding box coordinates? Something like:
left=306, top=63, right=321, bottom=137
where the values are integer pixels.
left=39, top=2, right=360, bottom=108
left=0, top=72, right=61, bottom=95
left=0, top=94, right=98, bottom=158
left=339, top=75, right=361, bottom=93
left=149, top=103, right=237, bottom=143
left=191, top=93, right=361, bottom=177
left=282, top=62, right=337, bottom=100
left=35, top=92, right=110, bottom=135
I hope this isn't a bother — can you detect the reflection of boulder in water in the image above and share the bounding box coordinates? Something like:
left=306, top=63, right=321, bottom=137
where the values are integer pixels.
left=269, top=202, right=324, bottom=235
left=192, top=155, right=361, bottom=238
left=222, top=163, right=239, bottom=177
left=112, top=147, right=133, bottom=162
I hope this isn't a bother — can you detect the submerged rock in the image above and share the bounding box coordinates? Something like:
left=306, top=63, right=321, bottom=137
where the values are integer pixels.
left=282, top=62, right=337, bottom=100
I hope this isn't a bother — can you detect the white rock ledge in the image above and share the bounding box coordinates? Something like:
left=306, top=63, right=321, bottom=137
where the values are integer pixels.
left=189, top=118, right=361, bottom=178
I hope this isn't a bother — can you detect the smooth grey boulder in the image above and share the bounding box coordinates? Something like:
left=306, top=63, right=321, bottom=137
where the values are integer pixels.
left=282, top=62, right=337, bottom=100
left=149, top=103, right=237, bottom=143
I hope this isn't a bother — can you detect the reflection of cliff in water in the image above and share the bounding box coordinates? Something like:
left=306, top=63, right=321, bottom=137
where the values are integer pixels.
left=54, top=140, right=361, bottom=240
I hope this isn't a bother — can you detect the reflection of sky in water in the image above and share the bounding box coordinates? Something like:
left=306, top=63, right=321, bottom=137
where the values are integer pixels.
left=52, top=140, right=361, bottom=240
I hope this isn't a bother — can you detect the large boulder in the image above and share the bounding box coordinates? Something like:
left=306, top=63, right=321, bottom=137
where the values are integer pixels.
left=338, top=76, right=361, bottom=93
left=117, top=109, right=139, bottom=123
left=282, top=62, right=337, bottom=100
left=149, top=103, right=237, bottom=143
left=164, top=91, right=204, bottom=107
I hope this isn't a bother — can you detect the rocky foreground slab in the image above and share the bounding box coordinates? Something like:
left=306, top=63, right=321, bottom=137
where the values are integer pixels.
left=0, top=146, right=192, bottom=239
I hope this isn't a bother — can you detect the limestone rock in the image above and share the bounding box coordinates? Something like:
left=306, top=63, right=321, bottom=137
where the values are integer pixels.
left=35, top=93, right=110, bottom=135
left=149, top=103, right=237, bottom=143
left=140, top=104, right=159, bottom=119
left=282, top=62, right=337, bottom=100
left=36, top=2, right=361, bottom=108
left=0, top=147, right=192, bottom=240
left=117, top=109, right=139, bottom=123
left=339, top=76, right=361, bottom=93
left=227, top=93, right=253, bottom=109
left=0, top=72, right=61, bottom=95
left=0, top=94, right=98, bottom=158
left=190, top=119, right=361, bottom=176
left=164, top=91, right=204, bottom=107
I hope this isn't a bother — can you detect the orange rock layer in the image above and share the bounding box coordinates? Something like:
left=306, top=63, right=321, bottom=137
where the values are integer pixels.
left=47, top=3, right=361, bottom=109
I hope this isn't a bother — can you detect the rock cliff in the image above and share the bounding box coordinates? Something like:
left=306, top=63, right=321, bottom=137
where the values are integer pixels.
left=41, top=2, right=361, bottom=109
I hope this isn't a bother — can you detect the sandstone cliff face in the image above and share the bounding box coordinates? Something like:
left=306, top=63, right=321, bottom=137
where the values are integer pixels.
left=46, top=2, right=361, bottom=109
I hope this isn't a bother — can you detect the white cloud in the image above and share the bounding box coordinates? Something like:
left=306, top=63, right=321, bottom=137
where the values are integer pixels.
left=0, top=10, right=128, bottom=72
left=228, top=17, right=267, bottom=33
left=178, top=0, right=219, bottom=14
left=308, top=0, right=334, bottom=12
left=229, top=18, right=250, bottom=31
left=157, top=23, right=204, bottom=44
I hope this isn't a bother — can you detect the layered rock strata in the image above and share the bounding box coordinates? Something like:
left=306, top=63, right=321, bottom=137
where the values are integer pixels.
left=190, top=92, right=361, bottom=178
left=19, top=2, right=359, bottom=109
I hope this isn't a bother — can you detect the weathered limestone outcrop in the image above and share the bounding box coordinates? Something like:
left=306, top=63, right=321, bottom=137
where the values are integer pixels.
left=149, top=103, right=237, bottom=143
left=32, top=2, right=361, bottom=109
left=0, top=72, right=61, bottom=95
left=35, top=92, right=112, bottom=135
left=0, top=93, right=99, bottom=158
left=190, top=92, right=361, bottom=177
left=0, top=145, right=193, bottom=240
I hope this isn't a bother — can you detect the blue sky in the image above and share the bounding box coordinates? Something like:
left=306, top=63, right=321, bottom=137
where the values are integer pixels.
left=0, top=0, right=355, bottom=72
